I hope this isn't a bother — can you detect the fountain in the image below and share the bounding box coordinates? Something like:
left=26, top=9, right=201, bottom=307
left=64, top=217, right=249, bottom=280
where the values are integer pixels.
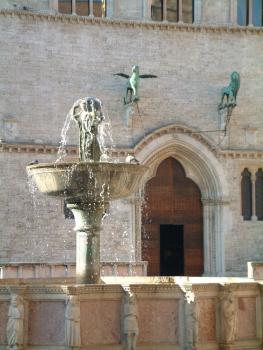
left=26, top=97, right=147, bottom=284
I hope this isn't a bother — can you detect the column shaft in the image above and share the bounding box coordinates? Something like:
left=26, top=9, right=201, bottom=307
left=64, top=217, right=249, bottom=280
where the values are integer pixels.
left=163, top=0, right=167, bottom=21
left=89, top=0, right=94, bottom=17
left=178, top=0, right=183, bottom=22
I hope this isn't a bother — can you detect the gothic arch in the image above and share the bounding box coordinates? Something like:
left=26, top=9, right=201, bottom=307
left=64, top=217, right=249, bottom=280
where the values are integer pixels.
left=134, top=124, right=230, bottom=276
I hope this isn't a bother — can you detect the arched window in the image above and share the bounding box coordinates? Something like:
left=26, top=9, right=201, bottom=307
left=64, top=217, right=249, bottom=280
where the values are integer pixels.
left=241, top=168, right=252, bottom=220
left=256, top=168, right=263, bottom=220
left=151, top=0, right=194, bottom=23
left=58, top=0, right=106, bottom=17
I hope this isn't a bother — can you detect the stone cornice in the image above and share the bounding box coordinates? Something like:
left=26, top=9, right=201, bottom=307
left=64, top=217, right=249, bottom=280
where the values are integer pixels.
left=218, top=150, right=263, bottom=159
left=0, top=281, right=260, bottom=295
left=0, top=9, right=263, bottom=35
left=0, top=142, right=131, bottom=158
left=1, top=141, right=263, bottom=160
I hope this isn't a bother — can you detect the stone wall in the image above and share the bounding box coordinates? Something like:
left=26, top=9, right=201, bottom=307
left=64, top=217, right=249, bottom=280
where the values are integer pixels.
left=0, top=11, right=263, bottom=275
left=0, top=14, right=262, bottom=149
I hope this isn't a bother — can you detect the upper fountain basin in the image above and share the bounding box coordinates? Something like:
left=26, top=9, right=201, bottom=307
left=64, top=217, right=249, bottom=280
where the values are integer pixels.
left=27, top=161, right=147, bottom=203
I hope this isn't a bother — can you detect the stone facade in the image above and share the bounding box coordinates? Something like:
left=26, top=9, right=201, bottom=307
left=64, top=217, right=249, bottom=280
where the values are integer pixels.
left=0, top=0, right=263, bottom=276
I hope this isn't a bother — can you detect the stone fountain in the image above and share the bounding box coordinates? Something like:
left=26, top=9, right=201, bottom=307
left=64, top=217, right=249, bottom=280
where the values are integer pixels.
left=26, top=97, right=146, bottom=284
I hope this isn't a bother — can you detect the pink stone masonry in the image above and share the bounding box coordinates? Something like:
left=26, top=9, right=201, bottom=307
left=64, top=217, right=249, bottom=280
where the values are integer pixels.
left=0, top=302, right=9, bottom=345
left=80, top=300, right=121, bottom=345
left=137, top=298, right=179, bottom=344
left=237, top=297, right=257, bottom=340
left=28, top=301, right=65, bottom=345
left=197, top=298, right=217, bottom=343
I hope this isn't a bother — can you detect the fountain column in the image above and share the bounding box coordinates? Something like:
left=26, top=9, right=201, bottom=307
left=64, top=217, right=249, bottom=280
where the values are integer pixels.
left=68, top=202, right=108, bottom=284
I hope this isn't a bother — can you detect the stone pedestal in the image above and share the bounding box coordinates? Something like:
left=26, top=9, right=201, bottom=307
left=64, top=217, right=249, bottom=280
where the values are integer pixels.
left=247, top=262, right=263, bottom=280
left=68, top=202, right=108, bottom=284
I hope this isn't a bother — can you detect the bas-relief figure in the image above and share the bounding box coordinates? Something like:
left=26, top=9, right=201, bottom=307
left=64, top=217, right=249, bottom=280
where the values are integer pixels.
left=6, top=295, right=24, bottom=350
left=184, top=290, right=198, bottom=350
left=122, top=291, right=139, bottom=350
left=65, top=295, right=81, bottom=348
left=114, top=65, right=157, bottom=105
left=71, top=97, right=105, bottom=162
left=221, top=291, right=237, bottom=345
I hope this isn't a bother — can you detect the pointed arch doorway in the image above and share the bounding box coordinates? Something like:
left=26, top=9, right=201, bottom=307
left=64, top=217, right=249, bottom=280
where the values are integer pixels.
left=142, top=157, right=204, bottom=276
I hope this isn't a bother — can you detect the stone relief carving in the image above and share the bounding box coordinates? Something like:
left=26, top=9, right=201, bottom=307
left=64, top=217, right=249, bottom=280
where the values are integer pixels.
left=220, top=289, right=237, bottom=346
left=122, top=290, right=139, bottom=350
left=184, top=288, right=198, bottom=350
left=6, top=295, right=24, bottom=350
left=65, top=295, right=81, bottom=348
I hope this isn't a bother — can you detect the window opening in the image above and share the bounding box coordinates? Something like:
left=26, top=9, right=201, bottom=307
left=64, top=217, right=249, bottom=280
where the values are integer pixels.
left=256, top=168, right=263, bottom=220
left=241, top=168, right=252, bottom=220
left=252, top=0, right=263, bottom=26
left=151, top=0, right=163, bottom=21
left=182, top=0, right=194, bottom=23
left=167, top=0, right=178, bottom=22
left=237, top=0, right=249, bottom=25
left=58, top=0, right=72, bottom=14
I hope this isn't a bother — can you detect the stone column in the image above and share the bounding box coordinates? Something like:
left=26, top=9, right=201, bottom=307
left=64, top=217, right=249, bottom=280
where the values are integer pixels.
left=229, top=0, right=237, bottom=26
left=214, top=199, right=225, bottom=276
left=71, top=0, right=76, bottom=15
left=193, top=0, right=202, bottom=24
left=163, top=0, right=167, bottom=21
left=142, top=0, right=151, bottom=20
left=178, top=0, right=183, bottom=23
left=202, top=198, right=214, bottom=276
left=129, top=191, right=144, bottom=261
left=202, top=197, right=227, bottom=277
left=89, top=0, right=94, bottom=17
left=68, top=202, right=108, bottom=284
left=252, top=173, right=257, bottom=221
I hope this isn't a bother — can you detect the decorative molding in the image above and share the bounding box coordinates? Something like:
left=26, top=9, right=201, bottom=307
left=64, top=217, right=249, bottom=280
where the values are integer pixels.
left=201, top=197, right=231, bottom=206
left=0, top=142, right=132, bottom=158
left=218, top=150, right=263, bottom=159
left=0, top=9, right=263, bottom=35
left=133, top=124, right=218, bottom=156
left=1, top=135, right=263, bottom=161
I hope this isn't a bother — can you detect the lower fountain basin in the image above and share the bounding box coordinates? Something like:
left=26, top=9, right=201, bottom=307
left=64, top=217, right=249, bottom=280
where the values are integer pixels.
left=27, top=161, right=146, bottom=203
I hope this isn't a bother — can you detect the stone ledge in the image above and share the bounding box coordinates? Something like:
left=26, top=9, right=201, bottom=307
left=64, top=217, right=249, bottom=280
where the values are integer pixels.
left=0, top=262, right=148, bottom=279
left=1, top=141, right=263, bottom=160
left=0, top=142, right=132, bottom=158
left=0, top=9, right=263, bottom=35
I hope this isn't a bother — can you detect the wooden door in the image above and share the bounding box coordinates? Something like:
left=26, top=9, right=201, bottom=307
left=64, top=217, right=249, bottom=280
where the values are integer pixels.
left=142, top=157, right=203, bottom=276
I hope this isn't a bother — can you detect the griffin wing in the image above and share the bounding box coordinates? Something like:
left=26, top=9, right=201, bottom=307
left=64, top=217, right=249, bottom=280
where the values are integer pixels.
left=114, top=73, right=130, bottom=79
left=139, top=74, right=157, bottom=78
